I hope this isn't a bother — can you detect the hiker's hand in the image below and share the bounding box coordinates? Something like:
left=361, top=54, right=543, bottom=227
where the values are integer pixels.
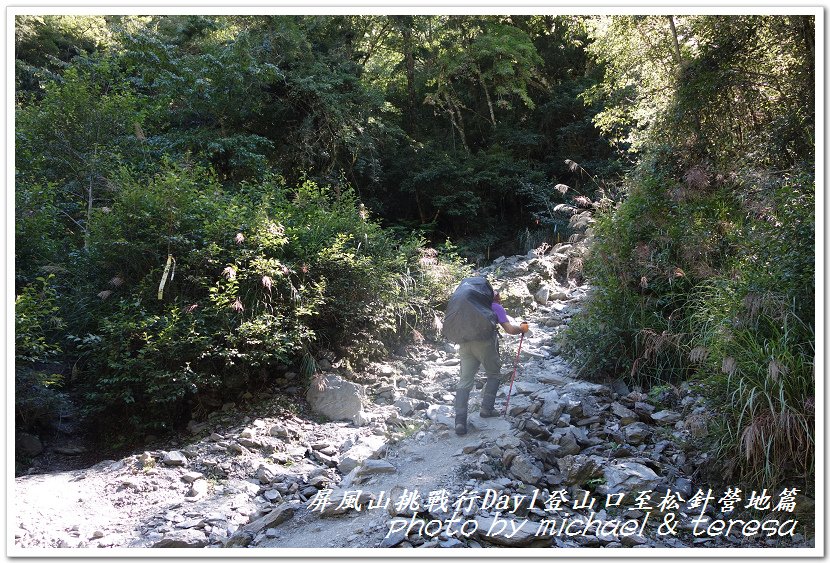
left=520, top=322, right=529, bottom=333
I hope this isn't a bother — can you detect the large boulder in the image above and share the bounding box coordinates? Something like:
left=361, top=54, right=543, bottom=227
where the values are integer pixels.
left=510, top=455, right=543, bottom=485
left=17, top=433, right=43, bottom=457
left=224, top=503, right=297, bottom=546
left=604, top=462, right=661, bottom=495
left=153, top=529, right=209, bottom=548
left=337, top=435, right=387, bottom=474
left=306, top=374, right=365, bottom=422
left=538, top=390, right=564, bottom=422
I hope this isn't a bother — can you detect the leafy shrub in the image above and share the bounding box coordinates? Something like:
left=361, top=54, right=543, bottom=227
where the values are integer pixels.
left=73, top=163, right=464, bottom=439
left=565, top=161, right=814, bottom=489
left=15, top=275, right=67, bottom=430
left=564, top=154, right=731, bottom=386
left=689, top=170, right=814, bottom=487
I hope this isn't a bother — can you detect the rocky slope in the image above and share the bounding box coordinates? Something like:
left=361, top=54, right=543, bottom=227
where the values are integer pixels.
left=13, top=214, right=814, bottom=551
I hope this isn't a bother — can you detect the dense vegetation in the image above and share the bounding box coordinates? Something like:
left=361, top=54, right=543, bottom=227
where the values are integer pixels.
left=564, top=15, right=815, bottom=490
left=15, top=14, right=814, bottom=492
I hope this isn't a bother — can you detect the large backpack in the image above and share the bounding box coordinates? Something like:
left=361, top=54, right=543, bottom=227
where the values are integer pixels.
left=442, top=277, right=498, bottom=343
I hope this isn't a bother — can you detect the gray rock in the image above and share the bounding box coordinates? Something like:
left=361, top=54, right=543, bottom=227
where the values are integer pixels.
left=264, top=490, right=282, bottom=503
left=557, top=455, right=602, bottom=485
left=440, top=538, right=465, bottom=548
left=357, top=459, right=397, bottom=476
left=534, top=286, right=550, bottom=304
left=379, top=526, right=409, bottom=547
left=153, top=529, right=208, bottom=548
left=256, top=463, right=279, bottom=484
left=651, top=410, right=682, bottom=424
left=17, top=433, right=43, bottom=457
left=238, top=438, right=261, bottom=449
left=223, top=531, right=255, bottom=548
left=186, top=479, right=209, bottom=499
left=610, top=379, right=631, bottom=397
left=634, top=402, right=655, bottom=418
left=504, top=394, right=533, bottom=417
left=604, top=462, right=661, bottom=495
left=181, top=471, right=204, bottom=483
left=306, top=374, right=365, bottom=422
left=673, top=477, right=693, bottom=498
left=623, top=422, right=651, bottom=445
left=236, top=503, right=297, bottom=538
left=510, top=455, right=543, bottom=485
left=426, top=404, right=455, bottom=427
left=337, top=435, right=387, bottom=474
left=538, top=390, right=563, bottom=420
left=512, top=381, right=545, bottom=395
left=393, top=398, right=416, bottom=416
left=581, top=396, right=602, bottom=417
left=268, top=424, right=289, bottom=438
left=352, top=410, right=372, bottom=426
left=620, top=533, right=648, bottom=546
left=561, top=380, right=609, bottom=398
left=556, top=429, right=581, bottom=456
left=611, top=403, right=638, bottom=425
left=162, top=451, right=188, bottom=466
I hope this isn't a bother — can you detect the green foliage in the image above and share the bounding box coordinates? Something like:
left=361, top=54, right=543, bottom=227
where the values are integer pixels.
left=68, top=163, right=462, bottom=437
left=569, top=15, right=814, bottom=491
left=689, top=170, right=814, bottom=487
left=15, top=276, right=67, bottom=430
left=565, top=156, right=728, bottom=384
left=15, top=182, right=63, bottom=287
left=16, top=58, right=146, bottom=250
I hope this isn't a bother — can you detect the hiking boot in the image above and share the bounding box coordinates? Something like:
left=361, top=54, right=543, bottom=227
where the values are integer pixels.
left=454, top=388, right=470, bottom=436
left=479, top=377, right=500, bottom=418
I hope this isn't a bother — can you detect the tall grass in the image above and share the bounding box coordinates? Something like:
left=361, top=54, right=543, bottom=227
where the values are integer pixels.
left=691, top=279, right=814, bottom=487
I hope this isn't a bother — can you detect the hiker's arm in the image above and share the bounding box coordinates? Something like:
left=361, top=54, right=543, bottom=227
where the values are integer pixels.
left=500, top=321, right=529, bottom=335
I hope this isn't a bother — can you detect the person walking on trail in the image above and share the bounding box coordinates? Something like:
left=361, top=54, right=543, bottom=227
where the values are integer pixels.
left=442, top=276, right=529, bottom=437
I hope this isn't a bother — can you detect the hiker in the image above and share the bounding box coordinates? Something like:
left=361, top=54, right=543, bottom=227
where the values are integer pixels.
left=443, top=277, right=529, bottom=436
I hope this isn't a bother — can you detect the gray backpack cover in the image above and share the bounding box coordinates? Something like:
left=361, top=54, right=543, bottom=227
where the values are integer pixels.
left=443, top=277, right=498, bottom=343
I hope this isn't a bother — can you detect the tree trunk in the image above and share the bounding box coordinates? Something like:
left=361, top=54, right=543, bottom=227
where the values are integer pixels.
left=477, top=64, right=497, bottom=128
left=444, top=94, right=470, bottom=152
left=402, top=19, right=417, bottom=134
left=667, top=16, right=683, bottom=69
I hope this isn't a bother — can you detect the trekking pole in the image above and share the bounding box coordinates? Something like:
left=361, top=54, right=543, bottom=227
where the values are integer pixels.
left=503, top=330, right=525, bottom=416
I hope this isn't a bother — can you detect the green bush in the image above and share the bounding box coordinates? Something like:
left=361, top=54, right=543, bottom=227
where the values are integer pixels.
left=15, top=275, right=67, bottom=430
left=689, top=170, right=814, bottom=487
left=564, top=154, right=731, bottom=386
left=565, top=162, right=814, bottom=489
left=73, top=163, right=465, bottom=439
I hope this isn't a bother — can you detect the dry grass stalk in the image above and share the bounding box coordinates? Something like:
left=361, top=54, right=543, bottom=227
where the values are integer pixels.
left=688, top=346, right=709, bottom=363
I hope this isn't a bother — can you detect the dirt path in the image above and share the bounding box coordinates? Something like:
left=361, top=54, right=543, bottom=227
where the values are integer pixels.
left=262, top=407, right=515, bottom=548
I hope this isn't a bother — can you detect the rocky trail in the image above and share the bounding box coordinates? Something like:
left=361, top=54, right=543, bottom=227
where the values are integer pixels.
left=12, top=215, right=813, bottom=552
